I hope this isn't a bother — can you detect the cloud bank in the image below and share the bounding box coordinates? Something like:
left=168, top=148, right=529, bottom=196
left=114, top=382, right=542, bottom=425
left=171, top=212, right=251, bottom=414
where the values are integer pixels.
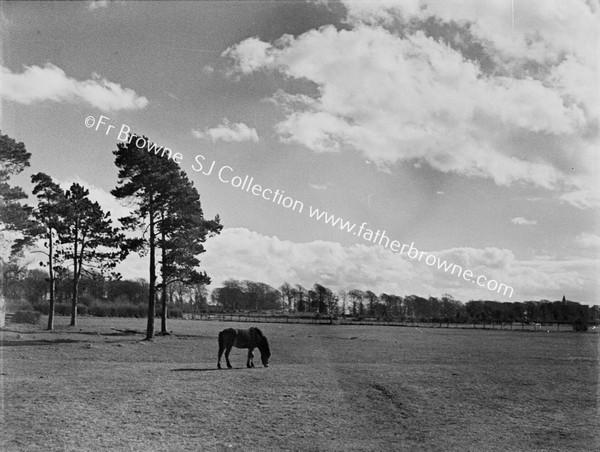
left=223, top=0, right=599, bottom=208
left=198, top=228, right=598, bottom=303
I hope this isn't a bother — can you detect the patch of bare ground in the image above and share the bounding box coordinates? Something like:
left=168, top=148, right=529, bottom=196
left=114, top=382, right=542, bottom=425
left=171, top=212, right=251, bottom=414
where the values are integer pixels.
left=1, top=317, right=598, bottom=451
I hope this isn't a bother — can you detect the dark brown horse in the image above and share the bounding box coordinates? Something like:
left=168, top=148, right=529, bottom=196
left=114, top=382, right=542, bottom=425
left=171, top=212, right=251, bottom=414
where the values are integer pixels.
left=217, top=327, right=270, bottom=369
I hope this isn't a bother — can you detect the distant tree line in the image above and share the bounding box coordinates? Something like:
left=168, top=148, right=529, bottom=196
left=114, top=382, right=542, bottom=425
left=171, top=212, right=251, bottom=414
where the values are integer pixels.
left=3, top=266, right=210, bottom=318
left=211, top=279, right=599, bottom=329
left=211, top=279, right=281, bottom=312
left=3, top=268, right=598, bottom=330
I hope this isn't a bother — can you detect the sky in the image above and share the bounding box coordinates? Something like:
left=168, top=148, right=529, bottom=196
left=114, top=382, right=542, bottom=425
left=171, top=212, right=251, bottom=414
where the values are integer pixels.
left=0, top=0, right=598, bottom=304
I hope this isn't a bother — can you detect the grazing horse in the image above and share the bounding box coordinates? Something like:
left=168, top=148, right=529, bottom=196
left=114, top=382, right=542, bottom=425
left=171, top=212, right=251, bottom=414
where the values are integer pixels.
left=217, top=327, right=270, bottom=369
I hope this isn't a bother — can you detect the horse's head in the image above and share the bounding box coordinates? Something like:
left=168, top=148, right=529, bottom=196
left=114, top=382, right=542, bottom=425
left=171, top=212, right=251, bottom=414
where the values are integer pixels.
left=261, top=348, right=270, bottom=367
left=255, top=330, right=270, bottom=367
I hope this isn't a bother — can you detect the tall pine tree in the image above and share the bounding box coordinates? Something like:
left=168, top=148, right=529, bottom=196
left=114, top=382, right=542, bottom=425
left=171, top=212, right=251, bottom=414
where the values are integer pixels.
left=13, top=173, right=66, bottom=330
left=156, top=168, right=221, bottom=334
left=112, top=134, right=221, bottom=339
left=0, top=132, right=32, bottom=327
left=60, top=183, right=123, bottom=326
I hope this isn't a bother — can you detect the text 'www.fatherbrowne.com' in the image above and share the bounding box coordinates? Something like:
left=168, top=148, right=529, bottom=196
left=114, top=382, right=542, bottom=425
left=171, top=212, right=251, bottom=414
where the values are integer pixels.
left=307, top=206, right=514, bottom=299
left=83, top=116, right=509, bottom=300
left=192, top=154, right=514, bottom=299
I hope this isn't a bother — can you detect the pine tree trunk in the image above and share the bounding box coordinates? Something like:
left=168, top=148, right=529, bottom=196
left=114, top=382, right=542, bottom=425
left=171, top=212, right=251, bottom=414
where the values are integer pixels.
left=48, top=278, right=55, bottom=330
left=146, top=207, right=156, bottom=340
left=70, top=236, right=79, bottom=327
left=0, top=268, right=6, bottom=329
left=47, top=229, right=55, bottom=330
left=160, top=223, right=168, bottom=334
left=161, top=284, right=168, bottom=333
left=70, top=276, right=78, bottom=327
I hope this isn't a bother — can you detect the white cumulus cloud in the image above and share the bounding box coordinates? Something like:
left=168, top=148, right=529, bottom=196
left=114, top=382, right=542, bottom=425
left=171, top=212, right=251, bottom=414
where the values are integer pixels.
left=0, top=63, right=148, bottom=111
left=575, top=232, right=600, bottom=250
left=88, top=0, right=109, bottom=10
left=511, top=217, right=537, bottom=226
left=192, top=119, right=259, bottom=143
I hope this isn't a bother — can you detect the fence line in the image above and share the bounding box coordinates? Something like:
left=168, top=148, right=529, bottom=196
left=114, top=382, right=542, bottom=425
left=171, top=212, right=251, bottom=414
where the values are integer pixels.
left=183, top=314, right=582, bottom=332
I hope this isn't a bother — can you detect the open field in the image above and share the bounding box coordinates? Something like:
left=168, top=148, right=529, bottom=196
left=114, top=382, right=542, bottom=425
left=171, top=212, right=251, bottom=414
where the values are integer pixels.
left=1, top=317, right=599, bottom=451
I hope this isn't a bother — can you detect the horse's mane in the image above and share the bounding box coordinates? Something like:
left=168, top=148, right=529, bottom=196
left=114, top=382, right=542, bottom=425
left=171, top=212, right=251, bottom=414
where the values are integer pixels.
left=251, top=327, right=264, bottom=337
left=251, top=327, right=269, bottom=352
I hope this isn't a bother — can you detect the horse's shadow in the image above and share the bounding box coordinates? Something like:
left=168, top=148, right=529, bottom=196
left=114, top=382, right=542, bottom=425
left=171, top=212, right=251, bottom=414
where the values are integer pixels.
left=171, top=367, right=247, bottom=373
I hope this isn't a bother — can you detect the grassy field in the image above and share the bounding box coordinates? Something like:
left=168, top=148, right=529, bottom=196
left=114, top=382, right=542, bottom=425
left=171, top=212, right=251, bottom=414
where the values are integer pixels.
left=1, top=317, right=598, bottom=451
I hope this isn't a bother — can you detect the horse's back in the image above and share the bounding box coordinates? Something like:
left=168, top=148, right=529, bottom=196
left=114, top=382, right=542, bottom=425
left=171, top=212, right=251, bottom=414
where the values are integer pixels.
left=220, top=328, right=236, bottom=336
left=233, top=328, right=252, bottom=348
left=218, top=327, right=265, bottom=349
left=218, top=328, right=236, bottom=345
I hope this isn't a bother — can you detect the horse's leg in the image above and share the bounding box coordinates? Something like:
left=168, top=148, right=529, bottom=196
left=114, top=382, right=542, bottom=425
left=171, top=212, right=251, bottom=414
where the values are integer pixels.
left=247, top=348, right=255, bottom=368
left=217, top=333, right=224, bottom=369
left=225, top=345, right=233, bottom=369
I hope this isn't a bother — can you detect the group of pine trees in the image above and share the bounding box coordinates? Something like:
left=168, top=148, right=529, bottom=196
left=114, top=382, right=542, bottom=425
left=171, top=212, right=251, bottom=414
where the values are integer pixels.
left=0, top=131, right=221, bottom=339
